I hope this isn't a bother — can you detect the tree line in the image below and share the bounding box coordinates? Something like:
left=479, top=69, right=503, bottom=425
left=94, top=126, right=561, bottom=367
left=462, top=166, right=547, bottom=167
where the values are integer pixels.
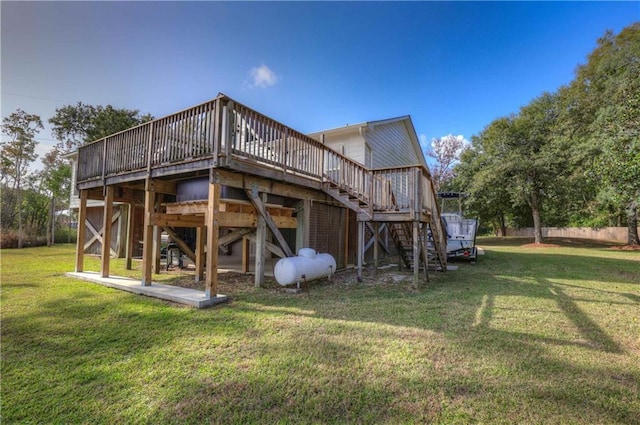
left=0, top=104, right=152, bottom=248
left=438, top=23, right=639, bottom=246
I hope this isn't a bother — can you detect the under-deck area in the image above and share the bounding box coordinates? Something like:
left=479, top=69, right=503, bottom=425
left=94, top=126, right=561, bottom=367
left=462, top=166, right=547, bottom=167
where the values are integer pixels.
left=73, top=94, right=447, bottom=305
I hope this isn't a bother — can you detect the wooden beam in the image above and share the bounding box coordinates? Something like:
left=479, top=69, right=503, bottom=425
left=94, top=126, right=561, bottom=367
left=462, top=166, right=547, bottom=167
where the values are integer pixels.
left=218, top=228, right=253, bottom=249
left=344, top=209, right=350, bottom=268
left=204, top=180, right=220, bottom=299
left=153, top=194, right=163, bottom=275
left=163, top=227, right=196, bottom=262
left=75, top=190, right=87, bottom=272
left=413, top=221, right=420, bottom=286
left=295, top=199, right=310, bottom=253
left=142, top=179, right=155, bottom=286
left=126, top=203, right=135, bottom=270
left=165, top=199, right=295, bottom=217
left=151, top=213, right=205, bottom=228
left=245, top=189, right=294, bottom=258
left=242, top=236, right=250, bottom=273
left=195, top=227, right=205, bottom=282
left=219, top=212, right=296, bottom=229
left=254, top=192, right=267, bottom=287
left=101, top=186, right=114, bottom=278
left=245, top=232, right=286, bottom=258
left=373, top=221, right=379, bottom=273
left=357, top=220, right=364, bottom=282
left=421, top=223, right=429, bottom=283
left=212, top=168, right=329, bottom=202
left=149, top=212, right=296, bottom=229
left=149, top=179, right=177, bottom=195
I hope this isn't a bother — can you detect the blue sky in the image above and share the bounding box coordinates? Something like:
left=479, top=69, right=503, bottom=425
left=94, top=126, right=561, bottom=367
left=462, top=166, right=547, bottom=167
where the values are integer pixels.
left=2, top=1, right=639, bottom=170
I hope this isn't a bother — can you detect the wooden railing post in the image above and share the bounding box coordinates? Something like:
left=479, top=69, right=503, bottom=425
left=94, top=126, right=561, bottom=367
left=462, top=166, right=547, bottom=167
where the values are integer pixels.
left=101, top=138, right=108, bottom=183
left=146, top=121, right=155, bottom=173
left=213, top=97, right=222, bottom=165
left=222, top=100, right=234, bottom=161
left=320, top=134, right=325, bottom=182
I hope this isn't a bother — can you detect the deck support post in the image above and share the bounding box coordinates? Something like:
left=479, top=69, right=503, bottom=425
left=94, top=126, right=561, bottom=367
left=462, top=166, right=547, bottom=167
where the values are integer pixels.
left=152, top=194, right=163, bottom=274
left=295, top=199, right=311, bottom=254
left=357, top=220, right=364, bottom=282
left=195, top=227, right=205, bottom=283
left=242, top=236, right=250, bottom=273
left=125, top=203, right=135, bottom=270
left=254, top=192, right=267, bottom=287
left=344, top=209, right=350, bottom=268
left=75, top=189, right=87, bottom=272
left=101, top=186, right=114, bottom=278
left=373, top=221, right=379, bottom=273
left=413, top=220, right=420, bottom=286
left=142, top=179, right=156, bottom=286
left=205, top=177, right=220, bottom=299
left=422, top=223, right=430, bottom=283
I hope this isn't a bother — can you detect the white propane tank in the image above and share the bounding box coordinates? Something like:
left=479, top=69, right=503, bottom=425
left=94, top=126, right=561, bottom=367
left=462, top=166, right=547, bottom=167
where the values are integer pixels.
left=274, top=248, right=337, bottom=286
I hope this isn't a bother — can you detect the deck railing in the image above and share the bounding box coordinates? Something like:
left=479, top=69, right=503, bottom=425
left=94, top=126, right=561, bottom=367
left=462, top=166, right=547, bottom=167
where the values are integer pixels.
left=76, top=94, right=442, bottom=231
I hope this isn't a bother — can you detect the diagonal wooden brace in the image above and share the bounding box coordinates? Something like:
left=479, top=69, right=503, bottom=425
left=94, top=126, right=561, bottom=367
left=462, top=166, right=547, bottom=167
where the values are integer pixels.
left=245, top=188, right=294, bottom=257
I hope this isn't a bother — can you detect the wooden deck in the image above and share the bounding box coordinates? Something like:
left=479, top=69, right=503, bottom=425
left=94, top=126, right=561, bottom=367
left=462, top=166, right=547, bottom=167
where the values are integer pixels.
left=74, top=94, right=447, bottom=299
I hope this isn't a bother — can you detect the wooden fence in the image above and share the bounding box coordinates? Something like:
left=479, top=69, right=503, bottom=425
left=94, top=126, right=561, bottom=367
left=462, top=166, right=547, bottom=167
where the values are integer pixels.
left=506, top=227, right=638, bottom=243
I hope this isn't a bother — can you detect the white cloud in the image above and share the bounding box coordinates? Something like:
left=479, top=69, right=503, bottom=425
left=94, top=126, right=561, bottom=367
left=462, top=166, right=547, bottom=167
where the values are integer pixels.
left=247, top=64, right=279, bottom=88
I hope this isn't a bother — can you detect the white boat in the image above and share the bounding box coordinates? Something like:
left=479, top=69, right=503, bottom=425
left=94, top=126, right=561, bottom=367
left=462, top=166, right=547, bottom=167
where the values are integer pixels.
left=438, top=192, right=479, bottom=261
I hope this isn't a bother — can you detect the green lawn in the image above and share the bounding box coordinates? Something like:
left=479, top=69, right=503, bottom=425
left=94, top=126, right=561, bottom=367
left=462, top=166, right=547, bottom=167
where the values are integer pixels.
left=1, top=239, right=639, bottom=424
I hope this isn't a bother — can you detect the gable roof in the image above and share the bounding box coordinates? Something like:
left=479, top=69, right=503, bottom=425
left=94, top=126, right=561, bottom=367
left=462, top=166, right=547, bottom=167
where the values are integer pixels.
left=308, top=115, right=427, bottom=168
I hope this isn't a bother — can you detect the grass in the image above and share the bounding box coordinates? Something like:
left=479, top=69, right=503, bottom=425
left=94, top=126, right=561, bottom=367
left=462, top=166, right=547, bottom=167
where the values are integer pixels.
left=1, top=238, right=639, bottom=424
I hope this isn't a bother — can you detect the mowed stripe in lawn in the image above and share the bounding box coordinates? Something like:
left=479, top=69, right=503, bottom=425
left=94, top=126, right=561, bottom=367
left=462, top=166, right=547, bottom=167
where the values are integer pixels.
left=1, top=240, right=638, bottom=424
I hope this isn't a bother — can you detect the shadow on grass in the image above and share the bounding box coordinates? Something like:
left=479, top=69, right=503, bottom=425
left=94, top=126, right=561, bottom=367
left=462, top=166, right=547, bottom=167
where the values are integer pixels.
left=3, top=244, right=639, bottom=423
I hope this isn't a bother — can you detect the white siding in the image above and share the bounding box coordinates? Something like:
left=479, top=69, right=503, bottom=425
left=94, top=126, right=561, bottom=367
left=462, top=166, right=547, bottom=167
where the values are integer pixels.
left=365, top=122, right=422, bottom=168
left=324, top=133, right=366, bottom=165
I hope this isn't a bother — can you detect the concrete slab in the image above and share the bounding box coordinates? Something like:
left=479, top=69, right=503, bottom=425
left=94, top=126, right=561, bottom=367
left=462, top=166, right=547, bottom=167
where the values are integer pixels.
left=65, top=272, right=228, bottom=308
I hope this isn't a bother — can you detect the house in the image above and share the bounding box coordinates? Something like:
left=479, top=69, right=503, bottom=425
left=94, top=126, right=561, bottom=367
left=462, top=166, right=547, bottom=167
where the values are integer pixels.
left=69, top=94, right=447, bottom=306
left=308, top=116, right=427, bottom=169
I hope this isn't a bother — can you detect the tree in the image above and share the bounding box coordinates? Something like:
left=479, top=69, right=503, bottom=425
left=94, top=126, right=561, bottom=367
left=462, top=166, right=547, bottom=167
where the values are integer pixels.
left=1, top=109, right=43, bottom=248
left=48, top=103, right=153, bottom=245
left=38, top=147, right=72, bottom=245
left=427, top=134, right=466, bottom=192
left=454, top=133, right=514, bottom=236
left=507, top=92, right=570, bottom=243
left=456, top=93, right=570, bottom=244
left=50, top=103, right=153, bottom=151
left=569, top=23, right=640, bottom=245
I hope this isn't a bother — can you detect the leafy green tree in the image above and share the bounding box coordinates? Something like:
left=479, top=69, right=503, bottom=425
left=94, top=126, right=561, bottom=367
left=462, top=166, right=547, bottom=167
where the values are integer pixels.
left=454, top=133, right=513, bottom=236
left=573, top=24, right=640, bottom=245
left=37, top=147, right=72, bottom=245
left=1, top=109, right=43, bottom=248
left=455, top=93, right=571, bottom=243
left=49, top=103, right=153, bottom=151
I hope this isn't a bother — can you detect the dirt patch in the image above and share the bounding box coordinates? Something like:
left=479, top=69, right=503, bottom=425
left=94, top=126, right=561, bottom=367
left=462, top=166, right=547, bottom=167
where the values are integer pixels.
left=162, top=264, right=422, bottom=297
left=482, top=237, right=626, bottom=249
left=521, top=242, right=561, bottom=248
left=609, top=245, right=640, bottom=251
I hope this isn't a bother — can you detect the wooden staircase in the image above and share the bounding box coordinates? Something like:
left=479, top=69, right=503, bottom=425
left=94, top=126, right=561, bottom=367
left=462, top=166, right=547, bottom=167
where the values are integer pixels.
left=322, top=182, right=372, bottom=221
left=322, top=172, right=447, bottom=275
left=388, top=222, right=447, bottom=272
